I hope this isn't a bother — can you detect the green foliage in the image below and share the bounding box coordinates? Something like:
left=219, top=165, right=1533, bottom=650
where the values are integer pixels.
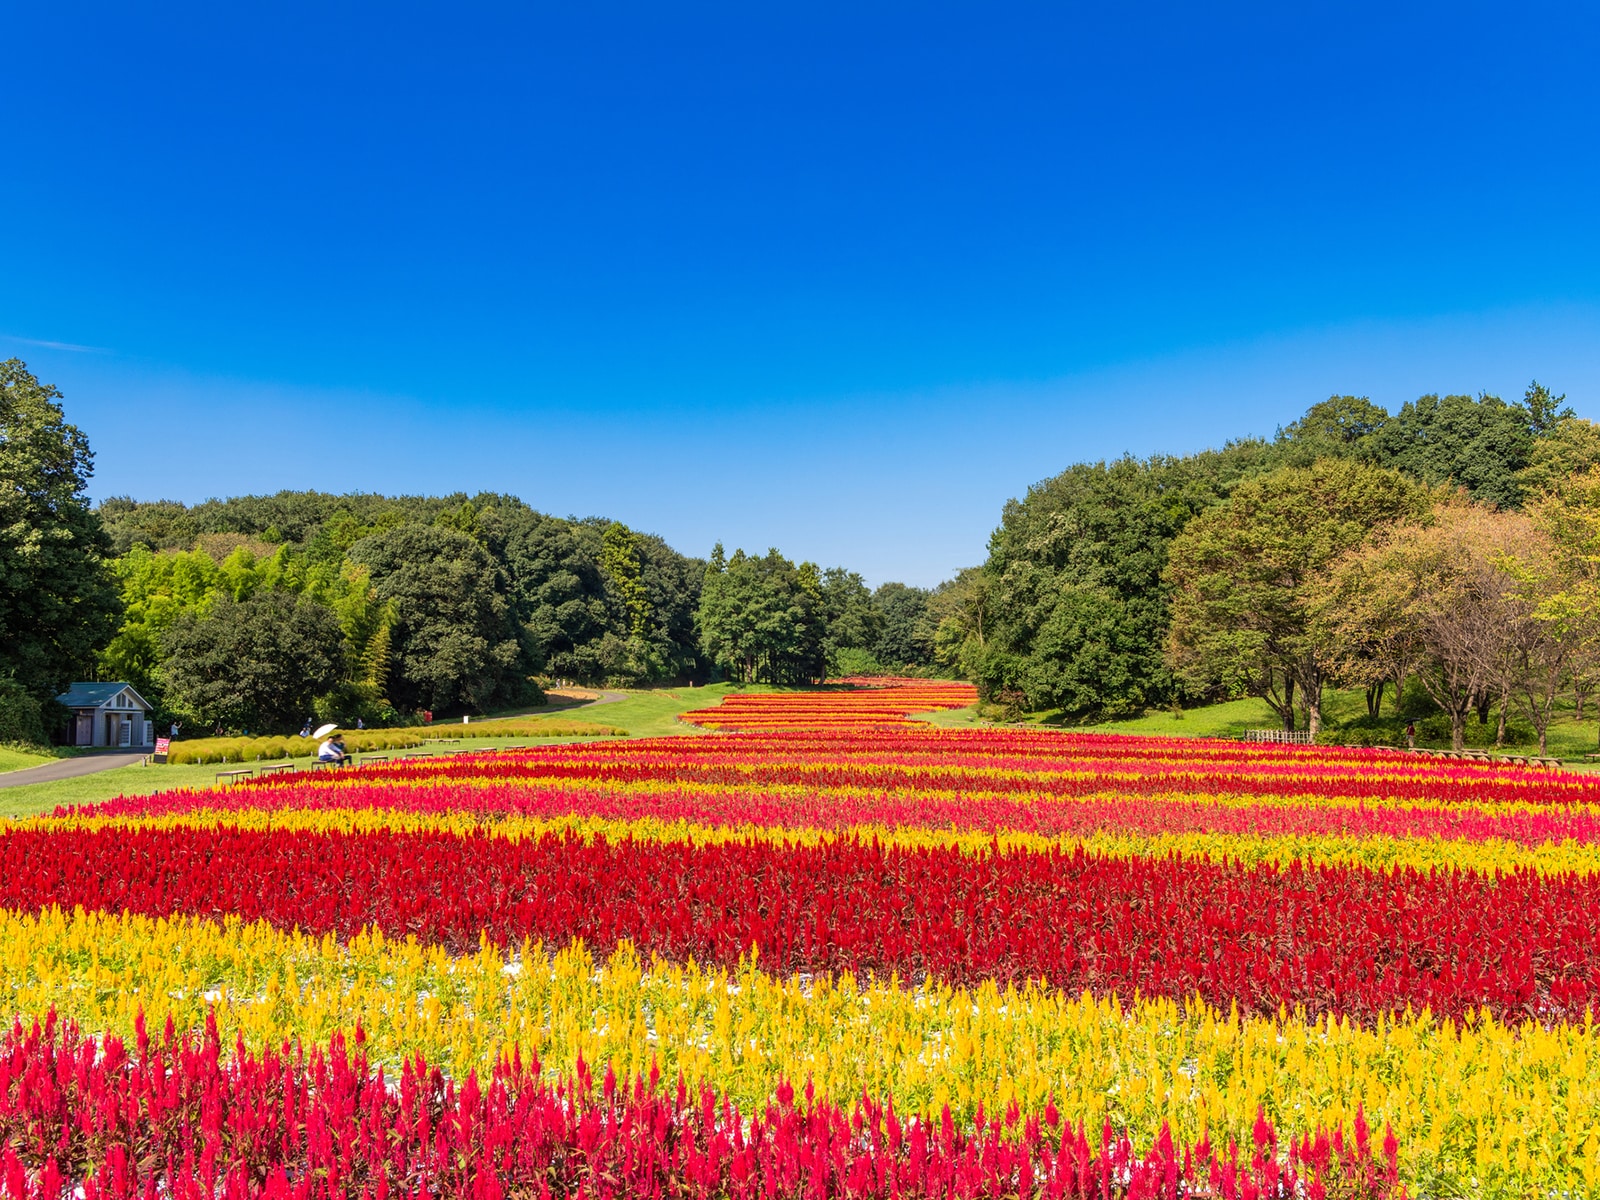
left=819, top=568, right=880, bottom=673
left=599, top=522, right=651, bottom=638
left=0, top=678, right=48, bottom=746
left=1165, top=459, right=1429, bottom=731
left=1517, top=415, right=1600, bottom=499
left=830, top=647, right=885, bottom=676
left=982, top=385, right=1580, bottom=721
left=348, top=524, right=536, bottom=714
left=981, top=441, right=1277, bottom=717
left=0, top=360, right=120, bottom=703
left=871, top=582, right=934, bottom=668
left=159, top=590, right=347, bottom=733
left=97, top=492, right=710, bottom=706
left=1363, top=391, right=1539, bottom=509
left=698, top=545, right=828, bottom=684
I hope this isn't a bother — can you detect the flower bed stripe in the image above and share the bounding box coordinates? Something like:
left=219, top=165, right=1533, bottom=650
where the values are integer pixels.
left=0, top=1011, right=1401, bottom=1200
left=2, top=907, right=1586, bottom=1193
left=5, top=825, right=1599, bottom=1022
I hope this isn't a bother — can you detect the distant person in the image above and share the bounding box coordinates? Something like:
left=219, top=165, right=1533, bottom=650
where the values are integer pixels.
left=356, top=716, right=365, bottom=730
left=423, top=709, right=433, bottom=725
left=1405, top=721, right=1416, bottom=749
left=169, top=720, right=181, bottom=739
left=317, top=733, right=347, bottom=767
left=213, top=721, right=224, bottom=737
left=300, top=720, right=313, bottom=738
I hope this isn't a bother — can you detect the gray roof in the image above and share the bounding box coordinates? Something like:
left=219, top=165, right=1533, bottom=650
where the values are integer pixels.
left=56, top=682, right=151, bottom=710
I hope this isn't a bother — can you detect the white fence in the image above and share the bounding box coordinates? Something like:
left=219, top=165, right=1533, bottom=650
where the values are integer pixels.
left=1242, top=729, right=1314, bottom=745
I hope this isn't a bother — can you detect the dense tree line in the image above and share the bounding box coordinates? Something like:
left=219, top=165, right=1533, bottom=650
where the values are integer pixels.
left=8, top=353, right=1596, bottom=744
left=970, top=384, right=1595, bottom=722
left=0, top=355, right=952, bottom=735
left=94, top=493, right=713, bottom=729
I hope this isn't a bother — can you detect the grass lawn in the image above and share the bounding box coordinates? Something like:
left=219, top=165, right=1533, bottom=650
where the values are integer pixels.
left=500, top=682, right=815, bottom=738
left=913, top=704, right=985, bottom=729
left=0, top=745, right=64, bottom=773
left=1053, top=686, right=1600, bottom=760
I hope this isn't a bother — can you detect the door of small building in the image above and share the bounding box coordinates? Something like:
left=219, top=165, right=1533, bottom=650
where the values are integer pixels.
left=75, top=713, right=93, bottom=745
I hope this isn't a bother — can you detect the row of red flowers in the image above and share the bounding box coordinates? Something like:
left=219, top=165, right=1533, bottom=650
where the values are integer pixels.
left=72, top=777, right=1600, bottom=849
left=0, top=1012, right=1402, bottom=1200
left=5, top=825, right=1595, bottom=1021
left=72, top=732, right=1600, bottom=824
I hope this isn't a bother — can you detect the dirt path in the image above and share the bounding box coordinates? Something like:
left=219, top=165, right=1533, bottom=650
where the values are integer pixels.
left=0, top=752, right=147, bottom=790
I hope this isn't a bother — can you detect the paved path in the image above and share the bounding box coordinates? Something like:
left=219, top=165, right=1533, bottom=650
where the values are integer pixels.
left=0, top=751, right=146, bottom=790
left=544, top=689, right=629, bottom=708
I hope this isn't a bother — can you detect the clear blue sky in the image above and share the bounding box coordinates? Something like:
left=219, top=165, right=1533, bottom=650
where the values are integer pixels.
left=4, top=2, right=1598, bottom=585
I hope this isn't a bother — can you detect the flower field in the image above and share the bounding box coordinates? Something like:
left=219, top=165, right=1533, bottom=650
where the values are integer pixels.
left=7, top=682, right=1600, bottom=1195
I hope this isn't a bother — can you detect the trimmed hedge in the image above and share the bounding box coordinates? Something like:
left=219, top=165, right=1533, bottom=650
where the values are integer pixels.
left=162, top=717, right=622, bottom=765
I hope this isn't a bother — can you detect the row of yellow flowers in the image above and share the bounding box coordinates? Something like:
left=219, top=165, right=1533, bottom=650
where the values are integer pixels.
left=6, top=904, right=1597, bottom=1195
left=28, top=805, right=1600, bottom=877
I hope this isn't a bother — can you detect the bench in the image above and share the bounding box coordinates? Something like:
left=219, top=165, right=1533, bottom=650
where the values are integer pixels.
left=257, top=763, right=296, bottom=775
left=216, top=768, right=253, bottom=784
left=358, top=754, right=389, bottom=765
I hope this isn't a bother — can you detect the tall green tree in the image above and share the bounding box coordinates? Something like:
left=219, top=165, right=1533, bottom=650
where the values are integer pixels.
left=0, top=360, right=119, bottom=702
left=818, top=567, right=880, bottom=673
left=159, top=590, right=345, bottom=732
left=1363, top=392, right=1539, bottom=509
left=871, top=582, right=933, bottom=668
left=697, top=545, right=826, bottom=683
left=348, top=524, right=538, bottom=713
left=981, top=440, right=1277, bottom=716
left=1165, top=458, right=1428, bottom=734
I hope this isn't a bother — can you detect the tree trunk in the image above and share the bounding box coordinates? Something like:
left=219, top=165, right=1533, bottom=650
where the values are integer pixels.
left=1540, top=726, right=1549, bottom=756
left=1365, top=680, right=1386, bottom=717
left=1304, top=674, right=1323, bottom=738
left=1578, top=685, right=1588, bottom=723
left=1280, top=675, right=1296, bottom=732
left=1476, top=691, right=1492, bottom=725
left=1451, top=707, right=1467, bottom=751
left=1495, top=683, right=1511, bottom=747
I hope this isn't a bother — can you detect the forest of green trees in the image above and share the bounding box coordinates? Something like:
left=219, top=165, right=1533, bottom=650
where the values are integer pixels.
left=6, top=353, right=1599, bottom=743
left=963, top=384, right=1600, bottom=737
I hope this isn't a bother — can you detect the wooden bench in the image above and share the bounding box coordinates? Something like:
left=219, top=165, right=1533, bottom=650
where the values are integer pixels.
left=358, top=754, right=389, bottom=765
left=257, top=763, right=296, bottom=775
left=216, top=768, right=253, bottom=784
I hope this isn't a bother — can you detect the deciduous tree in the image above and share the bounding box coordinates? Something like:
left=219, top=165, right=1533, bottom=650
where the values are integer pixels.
left=0, top=360, right=119, bottom=702
left=159, top=590, right=345, bottom=732
left=1165, top=459, right=1426, bottom=735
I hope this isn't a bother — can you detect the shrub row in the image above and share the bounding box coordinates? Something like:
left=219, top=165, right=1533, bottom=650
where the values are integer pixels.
left=163, top=719, right=621, bottom=764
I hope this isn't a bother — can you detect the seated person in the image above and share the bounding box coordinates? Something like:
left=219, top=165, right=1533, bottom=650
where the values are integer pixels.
left=317, top=733, right=347, bottom=766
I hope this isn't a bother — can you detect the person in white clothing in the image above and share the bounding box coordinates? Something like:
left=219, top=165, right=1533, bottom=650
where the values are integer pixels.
left=317, top=734, right=346, bottom=766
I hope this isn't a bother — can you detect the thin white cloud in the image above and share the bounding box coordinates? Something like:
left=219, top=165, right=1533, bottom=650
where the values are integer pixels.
left=2, top=334, right=110, bottom=354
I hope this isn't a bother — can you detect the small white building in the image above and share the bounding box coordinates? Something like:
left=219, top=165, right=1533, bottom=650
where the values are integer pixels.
left=56, top=683, right=155, bottom=748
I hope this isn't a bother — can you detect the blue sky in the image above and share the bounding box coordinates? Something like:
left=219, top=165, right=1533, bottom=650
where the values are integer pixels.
left=4, top=2, right=1598, bottom=585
